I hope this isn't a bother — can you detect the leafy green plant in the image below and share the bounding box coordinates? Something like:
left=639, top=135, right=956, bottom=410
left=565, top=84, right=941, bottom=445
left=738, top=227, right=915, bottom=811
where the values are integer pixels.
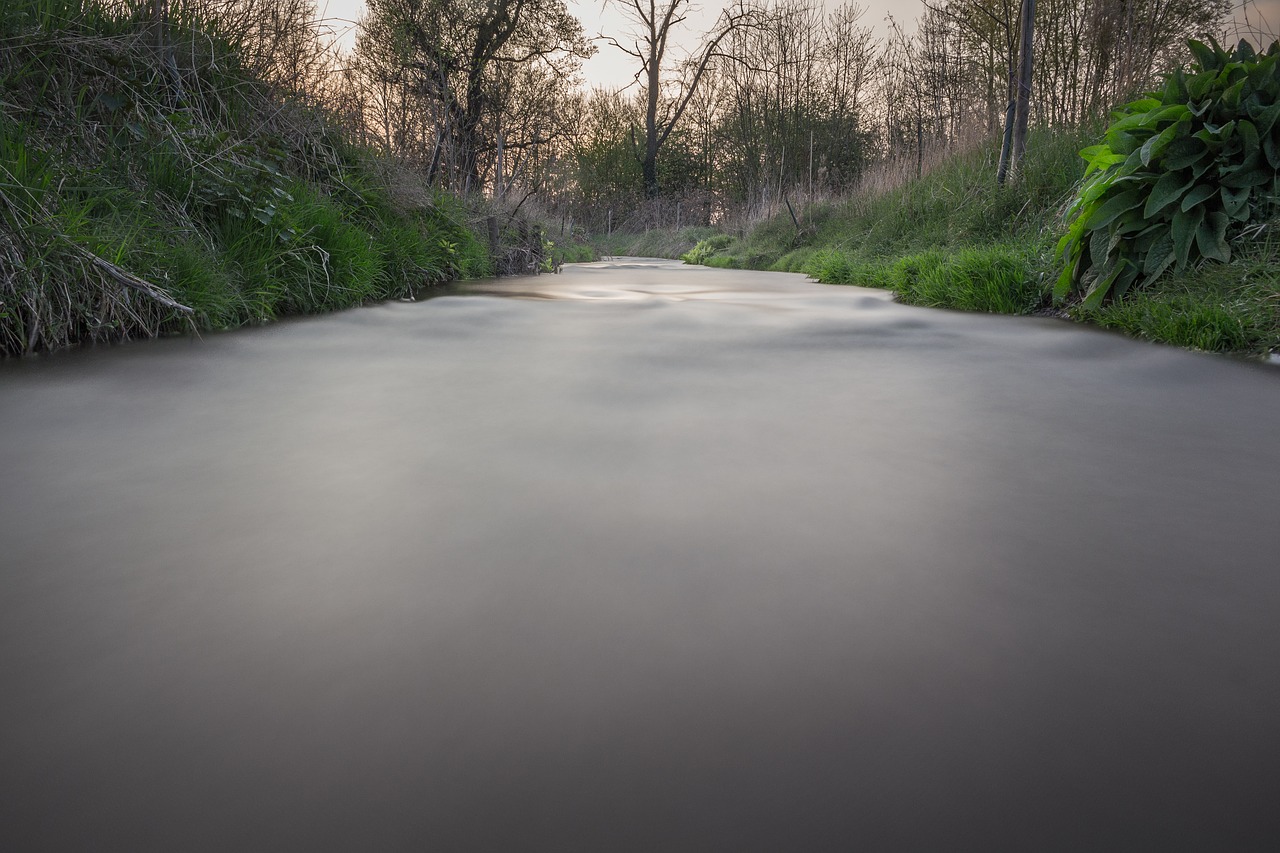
left=680, top=234, right=733, bottom=265
left=1058, top=38, right=1280, bottom=308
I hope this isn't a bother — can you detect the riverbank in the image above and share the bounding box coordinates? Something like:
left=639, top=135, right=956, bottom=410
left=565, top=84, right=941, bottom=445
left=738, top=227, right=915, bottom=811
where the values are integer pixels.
left=0, top=1, right=498, bottom=356
left=613, top=127, right=1279, bottom=360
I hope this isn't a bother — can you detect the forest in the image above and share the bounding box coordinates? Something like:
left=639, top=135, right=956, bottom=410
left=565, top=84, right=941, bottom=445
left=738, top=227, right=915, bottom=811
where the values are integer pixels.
left=1, top=0, right=1277, bottom=354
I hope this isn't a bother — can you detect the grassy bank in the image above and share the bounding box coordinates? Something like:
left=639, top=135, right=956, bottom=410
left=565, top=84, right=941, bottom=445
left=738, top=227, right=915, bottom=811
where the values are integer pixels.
left=669, top=126, right=1279, bottom=358
left=0, top=0, right=493, bottom=356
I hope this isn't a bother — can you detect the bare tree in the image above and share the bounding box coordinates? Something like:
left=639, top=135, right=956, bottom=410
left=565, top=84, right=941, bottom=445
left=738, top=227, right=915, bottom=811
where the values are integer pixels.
left=605, top=0, right=757, bottom=198
left=357, top=0, right=593, bottom=193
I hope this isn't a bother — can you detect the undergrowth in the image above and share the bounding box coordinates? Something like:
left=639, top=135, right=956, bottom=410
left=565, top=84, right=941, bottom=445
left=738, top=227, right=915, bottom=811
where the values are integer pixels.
left=674, top=128, right=1091, bottom=316
left=0, top=0, right=489, bottom=356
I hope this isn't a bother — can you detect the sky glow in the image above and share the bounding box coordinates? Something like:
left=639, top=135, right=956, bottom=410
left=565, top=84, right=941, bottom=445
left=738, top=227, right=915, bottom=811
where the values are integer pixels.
left=319, top=0, right=1279, bottom=91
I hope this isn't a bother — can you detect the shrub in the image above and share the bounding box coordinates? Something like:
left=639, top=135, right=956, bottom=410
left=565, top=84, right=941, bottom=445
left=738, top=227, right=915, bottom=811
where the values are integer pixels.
left=1057, top=38, right=1280, bottom=308
left=681, top=234, right=734, bottom=265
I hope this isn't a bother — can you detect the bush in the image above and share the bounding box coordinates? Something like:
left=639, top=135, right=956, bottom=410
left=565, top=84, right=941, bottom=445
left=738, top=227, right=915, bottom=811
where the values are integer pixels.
left=1057, top=38, right=1280, bottom=307
left=681, top=234, right=734, bottom=265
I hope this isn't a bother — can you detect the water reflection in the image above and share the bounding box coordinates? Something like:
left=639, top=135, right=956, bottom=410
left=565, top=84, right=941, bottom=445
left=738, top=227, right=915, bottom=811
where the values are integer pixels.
left=2, top=259, right=1278, bottom=850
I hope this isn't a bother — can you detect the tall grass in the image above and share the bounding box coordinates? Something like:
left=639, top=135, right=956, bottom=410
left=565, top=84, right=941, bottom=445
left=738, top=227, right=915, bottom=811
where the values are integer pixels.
left=0, top=0, right=489, bottom=356
left=665, top=129, right=1091, bottom=316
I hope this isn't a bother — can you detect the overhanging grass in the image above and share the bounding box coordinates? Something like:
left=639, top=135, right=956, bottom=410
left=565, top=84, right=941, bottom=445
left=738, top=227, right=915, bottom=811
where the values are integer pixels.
left=802, top=244, right=1045, bottom=315
left=0, top=0, right=490, bottom=356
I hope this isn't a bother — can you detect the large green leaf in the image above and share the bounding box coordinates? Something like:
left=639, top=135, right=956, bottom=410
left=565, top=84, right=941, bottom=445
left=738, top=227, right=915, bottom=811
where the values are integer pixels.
left=1107, top=130, right=1143, bottom=155
left=1144, top=170, right=1194, bottom=218
left=1251, top=100, right=1280, bottom=136
left=1221, top=166, right=1271, bottom=187
left=1053, top=255, right=1078, bottom=301
left=1081, top=261, right=1125, bottom=309
left=1221, top=185, right=1252, bottom=219
left=1141, top=121, right=1185, bottom=166
left=1080, top=144, right=1127, bottom=176
left=1239, top=119, right=1260, bottom=150
left=1143, top=232, right=1176, bottom=275
left=1263, top=133, right=1280, bottom=169
left=1195, top=211, right=1231, bottom=262
left=1131, top=224, right=1165, bottom=252
left=1139, top=104, right=1193, bottom=126
left=1162, top=136, right=1208, bottom=169
left=1181, top=184, right=1217, bottom=211
left=1222, top=78, right=1247, bottom=110
left=1089, top=224, right=1112, bottom=269
left=1172, top=205, right=1206, bottom=267
left=1084, top=188, right=1145, bottom=231
left=1109, top=262, right=1141, bottom=300
left=1188, top=39, right=1217, bottom=72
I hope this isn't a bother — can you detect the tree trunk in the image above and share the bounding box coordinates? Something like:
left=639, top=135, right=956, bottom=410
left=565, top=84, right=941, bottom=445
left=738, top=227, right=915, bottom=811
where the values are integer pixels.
left=1010, top=0, right=1036, bottom=173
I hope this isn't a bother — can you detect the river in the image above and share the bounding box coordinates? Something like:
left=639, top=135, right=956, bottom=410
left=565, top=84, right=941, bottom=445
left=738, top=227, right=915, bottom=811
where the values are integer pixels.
left=2, top=258, right=1278, bottom=850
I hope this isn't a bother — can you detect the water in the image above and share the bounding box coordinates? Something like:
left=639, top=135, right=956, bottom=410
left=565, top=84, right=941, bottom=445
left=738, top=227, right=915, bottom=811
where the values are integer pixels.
left=2, top=259, right=1278, bottom=850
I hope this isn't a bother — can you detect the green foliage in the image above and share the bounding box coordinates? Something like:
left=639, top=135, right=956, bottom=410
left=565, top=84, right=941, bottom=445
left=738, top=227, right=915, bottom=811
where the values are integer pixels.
left=552, top=242, right=596, bottom=264
left=895, top=247, right=1043, bottom=314
left=1058, top=38, right=1280, bottom=308
left=681, top=234, right=734, bottom=265
left=1084, top=233, right=1280, bottom=354
left=801, top=250, right=894, bottom=289
left=801, top=245, right=1044, bottom=314
left=0, top=1, right=490, bottom=355
left=607, top=226, right=719, bottom=260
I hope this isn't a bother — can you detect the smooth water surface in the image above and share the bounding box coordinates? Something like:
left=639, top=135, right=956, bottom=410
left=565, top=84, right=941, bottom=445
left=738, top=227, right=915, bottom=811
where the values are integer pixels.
left=2, top=259, right=1278, bottom=850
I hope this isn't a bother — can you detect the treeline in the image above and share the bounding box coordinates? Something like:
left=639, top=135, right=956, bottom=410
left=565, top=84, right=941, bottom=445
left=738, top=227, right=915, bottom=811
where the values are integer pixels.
left=346, top=0, right=1234, bottom=234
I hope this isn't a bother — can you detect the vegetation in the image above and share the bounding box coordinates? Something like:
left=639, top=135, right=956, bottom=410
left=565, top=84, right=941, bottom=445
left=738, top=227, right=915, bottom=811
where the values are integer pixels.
left=0, top=0, right=489, bottom=355
left=674, top=125, right=1089, bottom=305
left=1057, top=37, right=1280, bottom=307
left=672, top=114, right=1279, bottom=357
left=3, top=0, right=1275, bottom=359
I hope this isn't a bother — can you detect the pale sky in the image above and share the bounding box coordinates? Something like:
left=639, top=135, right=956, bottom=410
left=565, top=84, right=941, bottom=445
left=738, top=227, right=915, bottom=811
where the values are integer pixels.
left=320, top=0, right=1279, bottom=90
left=318, top=0, right=924, bottom=87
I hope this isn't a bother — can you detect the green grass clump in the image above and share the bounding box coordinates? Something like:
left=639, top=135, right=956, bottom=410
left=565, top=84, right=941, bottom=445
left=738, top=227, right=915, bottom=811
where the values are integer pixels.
left=799, top=245, right=1044, bottom=314
left=1084, top=233, right=1280, bottom=354
left=800, top=249, right=894, bottom=289
left=897, top=246, right=1043, bottom=314
left=681, top=234, right=734, bottom=265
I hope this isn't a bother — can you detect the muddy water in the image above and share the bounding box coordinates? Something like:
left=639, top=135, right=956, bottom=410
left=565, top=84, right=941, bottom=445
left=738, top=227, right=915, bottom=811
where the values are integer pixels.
left=1, top=258, right=1278, bottom=851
